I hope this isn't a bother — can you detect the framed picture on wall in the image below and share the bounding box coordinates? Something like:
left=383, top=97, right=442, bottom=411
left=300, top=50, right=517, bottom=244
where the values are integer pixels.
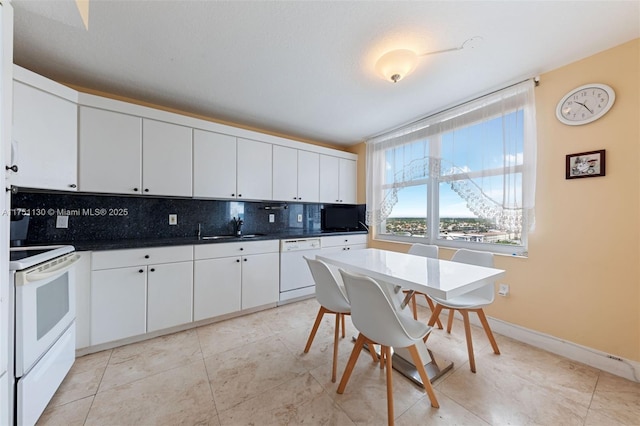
left=566, top=150, right=606, bottom=179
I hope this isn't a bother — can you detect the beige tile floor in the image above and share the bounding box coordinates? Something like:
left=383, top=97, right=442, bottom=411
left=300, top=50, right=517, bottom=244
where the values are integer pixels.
left=38, top=299, right=640, bottom=425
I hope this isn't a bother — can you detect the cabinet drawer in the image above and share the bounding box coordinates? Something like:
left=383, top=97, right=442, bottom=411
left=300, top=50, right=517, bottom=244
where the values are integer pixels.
left=321, top=234, right=367, bottom=248
left=92, top=245, right=193, bottom=270
left=194, top=240, right=279, bottom=260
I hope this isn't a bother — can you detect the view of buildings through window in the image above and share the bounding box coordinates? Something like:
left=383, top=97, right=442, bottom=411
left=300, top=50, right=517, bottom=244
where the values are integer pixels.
left=379, top=110, right=525, bottom=247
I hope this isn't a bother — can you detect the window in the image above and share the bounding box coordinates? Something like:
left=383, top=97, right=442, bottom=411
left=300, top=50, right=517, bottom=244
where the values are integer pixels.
left=366, top=81, right=537, bottom=254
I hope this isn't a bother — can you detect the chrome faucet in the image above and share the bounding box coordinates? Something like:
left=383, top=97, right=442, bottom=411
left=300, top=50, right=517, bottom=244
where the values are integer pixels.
left=197, top=223, right=202, bottom=239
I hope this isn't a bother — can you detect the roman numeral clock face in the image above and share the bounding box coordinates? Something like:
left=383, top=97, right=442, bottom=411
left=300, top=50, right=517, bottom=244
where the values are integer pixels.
left=556, top=83, right=615, bottom=125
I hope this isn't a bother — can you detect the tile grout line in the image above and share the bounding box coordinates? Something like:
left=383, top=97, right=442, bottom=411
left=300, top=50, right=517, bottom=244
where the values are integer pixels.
left=83, top=349, right=114, bottom=425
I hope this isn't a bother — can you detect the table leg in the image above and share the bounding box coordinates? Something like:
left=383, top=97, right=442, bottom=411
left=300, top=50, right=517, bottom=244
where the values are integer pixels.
left=357, top=338, right=453, bottom=388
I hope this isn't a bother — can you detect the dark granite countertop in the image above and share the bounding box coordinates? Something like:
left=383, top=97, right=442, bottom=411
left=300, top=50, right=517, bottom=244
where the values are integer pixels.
left=28, top=230, right=368, bottom=252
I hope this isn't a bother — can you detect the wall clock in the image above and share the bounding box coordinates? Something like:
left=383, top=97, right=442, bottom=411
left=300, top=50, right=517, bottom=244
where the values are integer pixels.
left=556, top=83, right=615, bottom=125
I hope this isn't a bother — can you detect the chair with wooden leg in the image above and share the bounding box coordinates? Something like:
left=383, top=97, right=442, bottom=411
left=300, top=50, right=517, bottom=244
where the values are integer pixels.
left=426, top=248, right=500, bottom=373
left=337, top=269, right=439, bottom=426
left=406, top=243, right=443, bottom=329
left=303, top=257, right=376, bottom=382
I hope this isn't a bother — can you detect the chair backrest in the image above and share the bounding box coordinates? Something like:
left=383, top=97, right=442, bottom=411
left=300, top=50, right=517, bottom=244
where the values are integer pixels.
left=408, top=243, right=439, bottom=259
left=304, top=257, right=350, bottom=313
left=339, top=268, right=429, bottom=348
left=450, top=249, right=495, bottom=302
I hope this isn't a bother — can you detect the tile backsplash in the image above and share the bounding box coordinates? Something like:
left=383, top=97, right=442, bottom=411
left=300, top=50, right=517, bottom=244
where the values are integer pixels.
left=12, top=191, right=365, bottom=244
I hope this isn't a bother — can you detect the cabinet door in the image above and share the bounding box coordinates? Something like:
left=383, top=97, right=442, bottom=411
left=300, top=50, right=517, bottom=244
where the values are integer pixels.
left=193, top=257, right=241, bottom=320
left=237, top=138, right=272, bottom=200
left=339, top=158, right=357, bottom=204
left=319, top=154, right=340, bottom=203
left=147, top=261, right=193, bottom=332
left=297, top=150, right=319, bottom=202
left=193, top=130, right=237, bottom=198
left=272, top=145, right=298, bottom=202
left=91, top=267, right=146, bottom=345
left=142, top=119, right=192, bottom=197
left=241, top=252, right=279, bottom=309
left=79, top=106, right=142, bottom=194
left=13, top=81, right=77, bottom=191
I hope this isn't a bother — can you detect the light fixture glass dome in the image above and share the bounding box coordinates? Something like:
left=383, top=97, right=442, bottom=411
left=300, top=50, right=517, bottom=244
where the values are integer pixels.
left=375, top=49, right=418, bottom=83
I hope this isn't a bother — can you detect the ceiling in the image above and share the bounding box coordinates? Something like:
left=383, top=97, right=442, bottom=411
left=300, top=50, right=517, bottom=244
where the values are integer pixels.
left=12, top=1, right=640, bottom=146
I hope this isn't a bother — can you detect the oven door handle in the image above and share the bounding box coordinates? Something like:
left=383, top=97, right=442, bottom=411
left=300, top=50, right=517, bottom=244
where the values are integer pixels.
left=24, top=254, right=80, bottom=283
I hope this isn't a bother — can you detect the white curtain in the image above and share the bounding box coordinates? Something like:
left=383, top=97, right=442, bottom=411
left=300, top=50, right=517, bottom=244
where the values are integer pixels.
left=366, top=80, right=537, bottom=234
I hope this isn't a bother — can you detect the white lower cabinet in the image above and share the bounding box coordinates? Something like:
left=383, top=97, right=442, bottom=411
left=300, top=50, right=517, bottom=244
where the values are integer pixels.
left=91, top=266, right=147, bottom=346
left=147, top=261, right=193, bottom=332
left=241, top=252, right=280, bottom=310
left=194, top=240, right=279, bottom=321
left=193, top=257, right=241, bottom=320
left=90, top=246, right=193, bottom=346
left=320, top=234, right=368, bottom=255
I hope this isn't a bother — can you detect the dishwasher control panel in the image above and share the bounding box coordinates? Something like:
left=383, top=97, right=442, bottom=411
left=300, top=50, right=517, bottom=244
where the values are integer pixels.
left=280, top=238, right=321, bottom=251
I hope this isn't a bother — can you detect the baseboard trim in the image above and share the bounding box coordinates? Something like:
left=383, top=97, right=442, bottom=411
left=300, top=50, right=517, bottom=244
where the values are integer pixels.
left=414, top=298, right=640, bottom=382
left=475, top=312, right=640, bottom=383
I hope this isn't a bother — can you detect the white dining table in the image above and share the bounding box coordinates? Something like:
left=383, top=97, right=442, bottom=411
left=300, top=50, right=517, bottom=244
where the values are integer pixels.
left=316, top=248, right=506, bottom=386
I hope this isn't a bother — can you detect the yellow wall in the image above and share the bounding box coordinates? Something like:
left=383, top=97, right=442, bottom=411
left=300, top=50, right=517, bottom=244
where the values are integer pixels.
left=365, top=39, right=640, bottom=361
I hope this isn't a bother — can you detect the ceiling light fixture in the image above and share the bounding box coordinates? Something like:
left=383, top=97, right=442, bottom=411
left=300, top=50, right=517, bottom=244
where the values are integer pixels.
left=375, top=36, right=483, bottom=83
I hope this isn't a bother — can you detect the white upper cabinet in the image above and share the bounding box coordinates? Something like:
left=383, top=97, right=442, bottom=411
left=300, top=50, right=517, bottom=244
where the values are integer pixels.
left=193, top=129, right=237, bottom=199
left=297, top=150, right=320, bottom=202
left=319, top=155, right=356, bottom=204
left=80, top=110, right=192, bottom=197
left=237, top=138, right=272, bottom=200
left=79, top=106, right=142, bottom=194
left=273, top=146, right=319, bottom=202
left=12, top=69, right=78, bottom=191
left=319, top=154, right=340, bottom=203
left=339, top=157, right=357, bottom=204
left=142, top=119, right=192, bottom=197
left=272, top=145, right=298, bottom=202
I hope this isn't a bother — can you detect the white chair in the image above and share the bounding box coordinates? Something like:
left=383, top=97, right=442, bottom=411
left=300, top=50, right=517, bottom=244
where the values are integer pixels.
left=426, top=249, right=500, bottom=373
left=406, top=243, right=443, bottom=329
left=337, top=269, right=439, bottom=426
left=303, top=257, right=376, bottom=382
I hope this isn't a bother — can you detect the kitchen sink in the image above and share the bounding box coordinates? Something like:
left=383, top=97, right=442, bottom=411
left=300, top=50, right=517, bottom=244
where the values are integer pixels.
left=200, top=233, right=265, bottom=240
left=200, top=235, right=235, bottom=240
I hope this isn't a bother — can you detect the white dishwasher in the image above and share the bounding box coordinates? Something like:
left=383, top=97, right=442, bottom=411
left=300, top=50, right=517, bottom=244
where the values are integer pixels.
left=279, top=238, right=322, bottom=304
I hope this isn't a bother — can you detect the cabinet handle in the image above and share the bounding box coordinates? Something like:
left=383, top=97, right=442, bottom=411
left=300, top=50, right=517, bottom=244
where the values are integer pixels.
left=240, top=247, right=244, bottom=251
left=244, top=258, right=247, bottom=262
left=346, top=247, right=350, bottom=250
left=236, top=259, right=240, bottom=263
left=5, top=165, right=18, bottom=172
left=150, top=268, right=155, bottom=272
left=336, top=199, right=339, bottom=202
left=69, top=184, right=77, bottom=188
left=238, top=194, right=242, bottom=197
left=138, top=269, right=144, bottom=273
left=145, top=255, right=150, bottom=259
left=133, top=188, right=139, bottom=192
left=144, top=188, right=149, bottom=192
left=231, top=193, right=235, bottom=197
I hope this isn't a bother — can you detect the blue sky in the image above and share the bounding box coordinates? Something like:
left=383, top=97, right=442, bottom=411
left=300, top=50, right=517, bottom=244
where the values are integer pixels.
left=386, top=111, right=524, bottom=218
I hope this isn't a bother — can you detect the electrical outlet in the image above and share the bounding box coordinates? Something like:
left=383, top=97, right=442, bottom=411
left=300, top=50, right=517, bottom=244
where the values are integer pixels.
left=297, top=214, right=302, bottom=223
left=56, top=215, right=69, bottom=229
left=269, top=214, right=275, bottom=223
left=498, top=284, right=509, bottom=296
left=169, top=214, right=178, bottom=225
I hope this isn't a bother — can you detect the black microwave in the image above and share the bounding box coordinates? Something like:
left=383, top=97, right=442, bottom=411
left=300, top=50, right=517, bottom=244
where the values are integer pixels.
left=321, top=205, right=360, bottom=231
